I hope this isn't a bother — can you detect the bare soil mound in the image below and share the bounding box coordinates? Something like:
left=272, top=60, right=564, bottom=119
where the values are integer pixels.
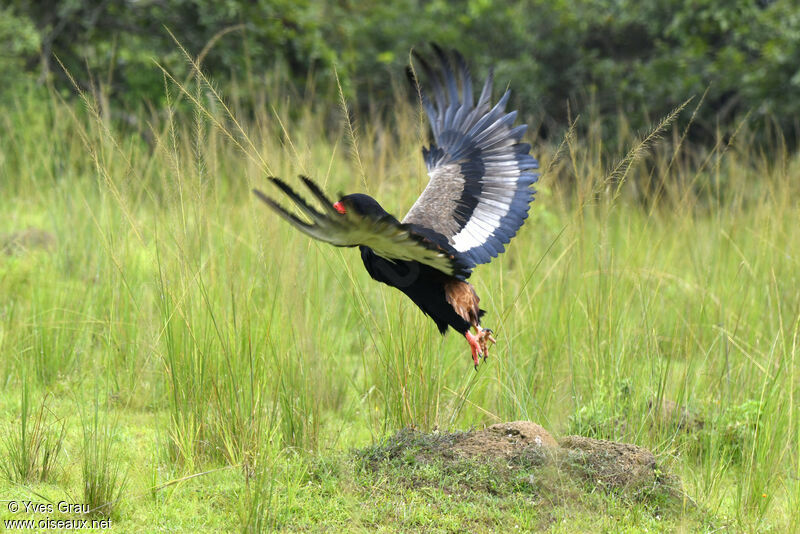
left=351, top=421, right=703, bottom=530
left=449, top=421, right=558, bottom=458
left=559, top=435, right=659, bottom=490
left=359, top=421, right=677, bottom=495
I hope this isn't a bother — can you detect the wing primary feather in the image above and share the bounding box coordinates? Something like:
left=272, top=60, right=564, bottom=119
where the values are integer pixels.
left=455, top=51, right=473, bottom=107
left=432, top=43, right=459, bottom=105
left=268, top=177, right=325, bottom=221
left=252, top=189, right=313, bottom=231
left=407, top=63, right=438, bottom=124
left=477, top=67, right=494, bottom=107
left=403, top=49, right=539, bottom=266
left=459, top=67, right=494, bottom=131
left=466, top=90, right=511, bottom=141
left=431, top=44, right=459, bottom=130
left=299, top=175, right=338, bottom=215
left=413, top=51, right=446, bottom=135
left=256, top=177, right=474, bottom=279
left=452, top=51, right=473, bottom=127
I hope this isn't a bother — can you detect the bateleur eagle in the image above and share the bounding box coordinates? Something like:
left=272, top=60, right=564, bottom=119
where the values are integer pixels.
left=254, top=46, right=539, bottom=369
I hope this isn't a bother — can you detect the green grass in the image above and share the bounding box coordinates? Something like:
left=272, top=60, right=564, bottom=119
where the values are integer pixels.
left=0, top=63, right=798, bottom=532
left=0, top=372, right=65, bottom=484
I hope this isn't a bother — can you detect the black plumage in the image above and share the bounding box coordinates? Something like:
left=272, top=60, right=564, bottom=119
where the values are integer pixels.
left=254, top=47, right=539, bottom=368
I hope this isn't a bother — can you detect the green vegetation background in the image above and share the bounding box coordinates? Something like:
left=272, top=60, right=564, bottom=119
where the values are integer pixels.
left=3, top=0, right=800, bottom=141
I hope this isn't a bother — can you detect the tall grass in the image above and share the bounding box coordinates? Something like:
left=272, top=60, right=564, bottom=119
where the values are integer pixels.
left=0, top=53, right=798, bottom=529
left=80, top=393, right=127, bottom=518
left=0, top=372, right=65, bottom=483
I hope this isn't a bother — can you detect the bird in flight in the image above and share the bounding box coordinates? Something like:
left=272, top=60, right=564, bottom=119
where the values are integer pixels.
left=254, top=46, right=539, bottom=369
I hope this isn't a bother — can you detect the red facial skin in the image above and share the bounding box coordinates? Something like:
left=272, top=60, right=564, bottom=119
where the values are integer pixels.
left=333, top=201, right=346, bottom=214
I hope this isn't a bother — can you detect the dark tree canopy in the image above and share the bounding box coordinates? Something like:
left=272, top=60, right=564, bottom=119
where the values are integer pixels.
left=2, top=0, right=799, bottom=143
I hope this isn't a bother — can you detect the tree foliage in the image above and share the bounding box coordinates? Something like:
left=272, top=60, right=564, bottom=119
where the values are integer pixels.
left=3, top=0, right=799, bottom=142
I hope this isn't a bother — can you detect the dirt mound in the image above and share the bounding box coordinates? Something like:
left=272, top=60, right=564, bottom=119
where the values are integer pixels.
left=450, top=421, right=558, bottom=458
left=559, top=435, right=659, bottom=489
left=353, top=421, right=696, bottom=530
left=359, top=421, right=675, bottom=495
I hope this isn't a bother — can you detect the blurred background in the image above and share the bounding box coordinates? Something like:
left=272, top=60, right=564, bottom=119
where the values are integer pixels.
left=3, top=0, right=799, bottom=146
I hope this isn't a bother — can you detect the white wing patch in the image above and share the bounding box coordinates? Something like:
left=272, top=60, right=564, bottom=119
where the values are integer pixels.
left=400, top=48, right=539, bottom=267
left=451, top=192, right=512, bottom=252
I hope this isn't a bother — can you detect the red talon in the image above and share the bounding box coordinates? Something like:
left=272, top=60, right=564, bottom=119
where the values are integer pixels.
left=465, top=331, right=482, bottom=368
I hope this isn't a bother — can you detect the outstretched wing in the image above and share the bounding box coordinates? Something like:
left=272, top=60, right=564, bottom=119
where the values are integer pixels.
left=254, top=176, right=471, bottom=279
left=402, top=46, right=539, bottom=266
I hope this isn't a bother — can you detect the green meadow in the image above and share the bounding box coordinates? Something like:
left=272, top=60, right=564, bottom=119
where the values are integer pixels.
left=1, top=65, right=799, bottom=532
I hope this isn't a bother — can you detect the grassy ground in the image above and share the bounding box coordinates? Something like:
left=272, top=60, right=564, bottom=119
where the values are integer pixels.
left=1, top=68, right=799, bottom=532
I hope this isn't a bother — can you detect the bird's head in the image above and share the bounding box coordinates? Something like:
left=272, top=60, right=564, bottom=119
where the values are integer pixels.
left=333, top=194, right=389, bottom=218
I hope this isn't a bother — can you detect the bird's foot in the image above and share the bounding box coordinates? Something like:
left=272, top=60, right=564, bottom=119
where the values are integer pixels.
left=476, top=326, right=496, bottom=360
left=465, top=331, right=482, bottom=370
left=466, top=327, right=497, bottom=370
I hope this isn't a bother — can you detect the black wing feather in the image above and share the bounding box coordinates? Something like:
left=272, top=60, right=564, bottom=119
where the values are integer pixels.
left=254, top=177, right=472, bottom=279
left=403, top=48, right=539, bottom=267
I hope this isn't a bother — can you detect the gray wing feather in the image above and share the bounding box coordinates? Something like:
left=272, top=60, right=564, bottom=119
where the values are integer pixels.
left=402, top=47, right=539, bottom=267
